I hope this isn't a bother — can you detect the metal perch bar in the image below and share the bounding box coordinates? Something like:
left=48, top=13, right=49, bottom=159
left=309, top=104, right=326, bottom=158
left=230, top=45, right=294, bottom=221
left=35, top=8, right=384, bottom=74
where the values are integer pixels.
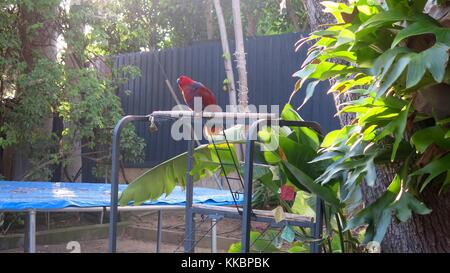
left=150, top=110, right=277, bottom=120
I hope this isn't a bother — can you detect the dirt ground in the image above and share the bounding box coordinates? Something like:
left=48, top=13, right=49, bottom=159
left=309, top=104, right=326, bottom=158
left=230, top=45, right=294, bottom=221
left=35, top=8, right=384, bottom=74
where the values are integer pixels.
left=128, top=210, right=244, bottom=239
left=1, top=209, right=267, bottom=253
left=0, top=234, right=215, bottom=253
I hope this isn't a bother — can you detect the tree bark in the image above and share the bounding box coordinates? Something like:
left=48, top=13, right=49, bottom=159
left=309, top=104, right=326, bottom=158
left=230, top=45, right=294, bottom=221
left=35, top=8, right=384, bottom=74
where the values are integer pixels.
left=213, top=0, right=243, bottom=160
left=245, top=10, right=261, bottom=38
left=62, top=2, right=84, bottom=182
left=15, top=2, right=58, bottom=180
left=204, top=0, right=215, bottom=40
left=212, top=0, right=238, bottom=109
left=231, top=0, right=249, bottom=111
left=302, top=0, right=450, bottom=252
left=149, top=0, right=160, bottom=50
left=19, top=4, right=58, bottom=70
left=286, top=0, right=301, bottom=32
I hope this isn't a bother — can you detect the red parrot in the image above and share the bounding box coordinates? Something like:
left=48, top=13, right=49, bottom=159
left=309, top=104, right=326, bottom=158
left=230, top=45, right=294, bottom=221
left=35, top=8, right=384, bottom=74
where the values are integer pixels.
left=177, top=75, right=220, bottom=135
left=177, top=75, right=217, bottom=111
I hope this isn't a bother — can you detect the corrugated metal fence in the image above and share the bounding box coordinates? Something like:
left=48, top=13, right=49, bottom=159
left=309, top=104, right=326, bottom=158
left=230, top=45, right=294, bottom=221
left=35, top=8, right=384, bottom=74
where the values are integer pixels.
left=115, top=32, right=340, bottom=168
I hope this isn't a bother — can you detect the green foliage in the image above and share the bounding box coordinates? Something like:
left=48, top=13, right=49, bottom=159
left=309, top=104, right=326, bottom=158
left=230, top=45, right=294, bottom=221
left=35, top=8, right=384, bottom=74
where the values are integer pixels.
left=119, top=141, right=248, bottom=205
left=288, top=0, right=450, bottom=247
left=228, top=231, right=280, bottom=253
left=0, top=1, right=145, bottom=180
left=119, top=102, right=354, bottom=252
left=120, top=144, right=212, bottom=205
left=83, top=0, right=306, bottom=54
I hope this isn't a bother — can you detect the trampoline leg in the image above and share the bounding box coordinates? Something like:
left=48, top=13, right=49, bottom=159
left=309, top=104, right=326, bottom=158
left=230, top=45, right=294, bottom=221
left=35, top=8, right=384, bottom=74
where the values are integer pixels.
left=211, top=218, right=217, bottom=253
left=311, top=197, right=323, bottom=253
left=242, top=139, right=255, bottom=253
left=156, top=210, right=163, bottom=253
left=184, top=133, right=196, bottom=253
left=26, top=210, right=36, bottom=253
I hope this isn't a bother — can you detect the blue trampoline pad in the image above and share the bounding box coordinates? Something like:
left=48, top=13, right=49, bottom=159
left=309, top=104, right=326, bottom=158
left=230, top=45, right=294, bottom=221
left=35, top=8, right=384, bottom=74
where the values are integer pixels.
left=0, top=181, right=242, bottom=211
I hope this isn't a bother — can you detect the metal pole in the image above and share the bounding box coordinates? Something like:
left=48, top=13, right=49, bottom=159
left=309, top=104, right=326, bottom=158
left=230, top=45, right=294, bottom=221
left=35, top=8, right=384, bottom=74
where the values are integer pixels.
left=184, top=120, right=196, bottom=253
left=156, top=210, right=163, bottom=253
left=241, top=120, right=263, bottom=253
left=211, top=218, right=217, bottom=253
left=109, top=115, right=150, bottom=253
left=311, top=197, right=323, bottom=253
left=27, top=210, right=36, bottom=253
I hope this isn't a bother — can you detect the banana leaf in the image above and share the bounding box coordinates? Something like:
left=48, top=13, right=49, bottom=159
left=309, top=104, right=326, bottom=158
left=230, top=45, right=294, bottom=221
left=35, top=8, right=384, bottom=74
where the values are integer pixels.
left=119, top=125, right=251, bottom=206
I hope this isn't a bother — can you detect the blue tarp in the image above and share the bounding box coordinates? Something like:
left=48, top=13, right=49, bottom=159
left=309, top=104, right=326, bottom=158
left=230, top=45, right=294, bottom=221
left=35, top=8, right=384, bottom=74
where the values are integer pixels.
left=0, top=181, right=242, bottom=211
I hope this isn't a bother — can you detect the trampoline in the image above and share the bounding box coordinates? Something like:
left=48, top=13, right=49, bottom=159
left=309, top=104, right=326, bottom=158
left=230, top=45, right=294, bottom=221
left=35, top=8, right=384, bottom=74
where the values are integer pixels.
left=0, top=181, right=242, bottom=253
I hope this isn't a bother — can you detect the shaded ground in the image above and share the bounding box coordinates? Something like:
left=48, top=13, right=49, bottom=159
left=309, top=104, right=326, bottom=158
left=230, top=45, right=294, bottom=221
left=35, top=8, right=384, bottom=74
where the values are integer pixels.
left=0, top=209, right=253, bottom=253
left=0, top=234, right=215, bottom=253
left=128, top=210, right=244, bottom=239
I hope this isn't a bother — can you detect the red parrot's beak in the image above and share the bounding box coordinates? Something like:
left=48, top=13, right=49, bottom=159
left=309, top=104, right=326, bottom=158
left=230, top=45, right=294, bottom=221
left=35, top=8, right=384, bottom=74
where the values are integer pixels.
left=176, top=78, right=180, bottom=85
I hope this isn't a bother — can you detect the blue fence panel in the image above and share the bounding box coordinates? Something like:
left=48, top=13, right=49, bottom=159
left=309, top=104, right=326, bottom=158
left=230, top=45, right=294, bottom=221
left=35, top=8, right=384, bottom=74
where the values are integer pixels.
left=114, top=32, right=340, bottom=168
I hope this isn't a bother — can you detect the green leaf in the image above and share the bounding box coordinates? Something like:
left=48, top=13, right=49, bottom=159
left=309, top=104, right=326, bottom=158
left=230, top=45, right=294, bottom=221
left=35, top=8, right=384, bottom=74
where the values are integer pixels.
left=318, top=51, right=357, bottom=63
left=335, top=29, right=356, bottom=47
left=320, top=126, right=358, bottom=148
left=374, top=55, right=411, bottom=99
left=282, top=160, right=341, bottom=208
left=406, top=43, right=449, bottom=87
left=374, top=102, right=411, bottom=161
left=287, top=244, right=308, bottom=253
left=360, top=8, right=430, bottom=30
left=119, top=145, right=210, bottom=206
left=411, top=126, right=450, bottom=153
left=391, top=21, right=440, bottom=48
left=346, top=174, right=398, bottom=243
left=257, top=127, right=281, bottom=165
left=120, top=142, right=239, bottom=206
left=321, top=130, right=341, bottom=148
left=370, top=47, right=411, bottom=76
left=281, top=104, right=320, bottom=150
left=292, top=191, right=316, bottom=218
left=321, top=1, right=354, bottom=23
left=280, top=135, right=317, bottom=169
left=281, top=103, right=301, bottom=121
left=292, top=64, right=318, bottom=79
left=411, top=0, right=428, bottom=12
left=280, top=225, right=296, bottom=243
left=298, top=80, right=320, bottom=109
left=227, top=231, right=279, bottom=253
left=310, top=62, right=358, bottom=80
left=411, top=153, right=450, bottom=192
left=393, top=191, right=432, bottom=222
left=257, top=171, right=279, bottom=193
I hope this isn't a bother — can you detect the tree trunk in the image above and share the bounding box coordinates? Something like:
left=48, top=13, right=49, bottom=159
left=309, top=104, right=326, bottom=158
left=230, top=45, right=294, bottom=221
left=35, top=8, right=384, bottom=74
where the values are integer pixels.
left=212, top=0, right=238, bottom=109
left=245, top=10, right=261, bottom=38
left=302, top=0, right=450, bottom=252
left=61, top=2, right=85, bottom=182
left=213, top=0, right=243, bottom=160
left=231, top=0, right=249, bottom=111
left=19, top=4, right=58, bottom=70
left=149, top=0, right=160, bottom=50
left=15, top=2, right=58, bottom=180
left=286, top=0, right=301, bottom=32
left=17, top=1, right=58, bottom=252
left=204, top=0, right=215, bottom=40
